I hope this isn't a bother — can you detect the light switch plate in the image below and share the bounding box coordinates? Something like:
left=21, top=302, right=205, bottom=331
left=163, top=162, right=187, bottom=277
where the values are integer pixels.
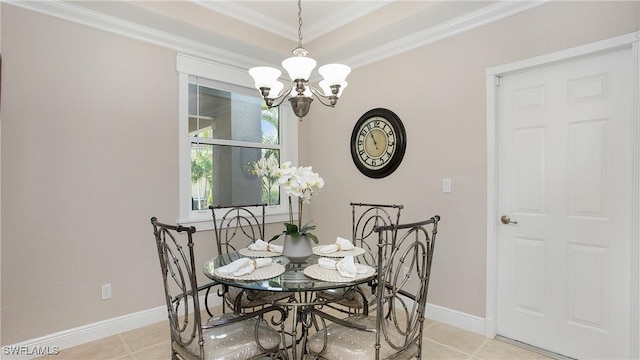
left=443, top=178, right=451, bottom=193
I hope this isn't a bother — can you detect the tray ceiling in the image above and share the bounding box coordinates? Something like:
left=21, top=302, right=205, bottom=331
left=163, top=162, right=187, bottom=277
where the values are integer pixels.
left=9, top=0, right=546, bottom=70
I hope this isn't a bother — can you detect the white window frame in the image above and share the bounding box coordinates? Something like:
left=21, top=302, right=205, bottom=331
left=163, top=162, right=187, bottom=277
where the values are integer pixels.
left=177, top=54, right=298, bottom=230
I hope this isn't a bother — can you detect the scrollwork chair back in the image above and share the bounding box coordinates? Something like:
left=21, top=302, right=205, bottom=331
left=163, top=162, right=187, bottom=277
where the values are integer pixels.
left=210, top=204, right=266, bottom=254
left=150, top=217, right=284, bottom=359
left=320, top=203, right=404, bottom=315
left=307, top=215, right=440, bottom=360
left=351, top=202, right=403, bottom=270
left=209, top=204, right=293, bottom=314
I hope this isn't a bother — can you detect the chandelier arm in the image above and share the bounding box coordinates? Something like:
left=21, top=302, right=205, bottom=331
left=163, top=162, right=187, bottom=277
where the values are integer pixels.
left=265, top=83, right=294, bottom=109
left=308, top=86, right=338, bottom=107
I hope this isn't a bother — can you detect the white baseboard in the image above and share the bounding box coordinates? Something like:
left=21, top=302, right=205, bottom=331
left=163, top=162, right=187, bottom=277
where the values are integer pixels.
left=3, top=298, right=483, bottom=359
left=426, top=302, right=486, bottom=335
left=2, top=295, right=222, bottom=360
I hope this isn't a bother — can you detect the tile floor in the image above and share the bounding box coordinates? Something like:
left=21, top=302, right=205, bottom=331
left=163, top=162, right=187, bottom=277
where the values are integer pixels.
left=36, top=309, right=553, bottom=360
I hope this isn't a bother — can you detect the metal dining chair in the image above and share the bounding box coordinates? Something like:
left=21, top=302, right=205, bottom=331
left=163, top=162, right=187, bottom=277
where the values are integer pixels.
left=210, top=204, right=293, bottom=313
left=319, top=202, right=404, bottom=315
left=307, top=215, right=441, bottom=359
left=150, top=217, right=285, bottom=359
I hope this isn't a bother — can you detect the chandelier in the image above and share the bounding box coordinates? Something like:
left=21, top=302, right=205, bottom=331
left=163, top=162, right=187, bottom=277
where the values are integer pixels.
left=248, top=0, right=351, bottom=120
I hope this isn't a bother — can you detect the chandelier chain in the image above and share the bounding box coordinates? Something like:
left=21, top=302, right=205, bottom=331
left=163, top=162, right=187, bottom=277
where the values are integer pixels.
left=297, top=0, right=304, bottom=48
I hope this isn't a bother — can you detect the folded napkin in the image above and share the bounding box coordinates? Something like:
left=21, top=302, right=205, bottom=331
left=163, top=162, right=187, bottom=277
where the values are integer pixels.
left=217, top=257, right=272, bottom=276
left=318, top=256, right=368, bottom=278
left=248, top=239, right=283, bottom=253
left=319, top=237, right=355, bottom=254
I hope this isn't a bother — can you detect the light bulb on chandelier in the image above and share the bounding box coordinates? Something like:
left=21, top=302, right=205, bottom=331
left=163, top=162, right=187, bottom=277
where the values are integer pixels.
left=248, top=0, right=351, bottom=120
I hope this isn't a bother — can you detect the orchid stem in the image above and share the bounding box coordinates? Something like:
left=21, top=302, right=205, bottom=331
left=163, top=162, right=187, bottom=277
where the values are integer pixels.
left=298, top=197, right=303, bottom=229
left=288, top=196, right=294, bottom=225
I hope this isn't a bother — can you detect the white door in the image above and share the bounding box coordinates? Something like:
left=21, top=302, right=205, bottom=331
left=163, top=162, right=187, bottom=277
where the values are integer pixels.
left=496, top=48, right=633, bottom=359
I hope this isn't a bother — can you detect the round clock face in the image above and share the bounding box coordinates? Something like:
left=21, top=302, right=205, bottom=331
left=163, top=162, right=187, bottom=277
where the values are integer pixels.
left=350, top=108, right=406, bottom=178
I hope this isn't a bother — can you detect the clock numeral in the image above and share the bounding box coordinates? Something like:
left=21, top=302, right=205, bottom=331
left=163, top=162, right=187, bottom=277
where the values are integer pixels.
left=374, top=120, right=381, bottom=127
left=362, top=156, right=390, bottom=168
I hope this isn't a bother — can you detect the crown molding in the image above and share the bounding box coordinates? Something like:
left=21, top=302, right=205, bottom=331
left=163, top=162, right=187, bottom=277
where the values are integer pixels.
left=193, top=0, right=293, bottom=42
left=342, top=0, right=548, bottom=68
left=5, top=0, right=547, bottom=71
left=193, top=0, right=392, bottom=43
left=4, top=0, right=260, bottom=71
left=302, top=1, right=392, bottom=42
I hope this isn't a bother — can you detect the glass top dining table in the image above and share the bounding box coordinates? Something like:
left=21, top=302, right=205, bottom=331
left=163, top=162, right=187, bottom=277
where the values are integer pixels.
left=202, top=250, right=377, bottom=293
left=202, top=249, right=377, bottom=359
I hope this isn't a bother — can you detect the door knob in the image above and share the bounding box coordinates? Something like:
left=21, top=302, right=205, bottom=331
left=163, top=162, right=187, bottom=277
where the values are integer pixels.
left=500, top=215, right=518, bottom=225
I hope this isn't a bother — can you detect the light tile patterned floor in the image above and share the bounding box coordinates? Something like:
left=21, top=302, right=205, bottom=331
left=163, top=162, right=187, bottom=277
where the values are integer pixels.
left=36, top=310, right=552, bottom=360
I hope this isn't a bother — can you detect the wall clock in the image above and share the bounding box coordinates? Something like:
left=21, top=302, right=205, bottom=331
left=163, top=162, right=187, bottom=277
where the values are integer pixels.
left=350, top=108, right=406, bottom=178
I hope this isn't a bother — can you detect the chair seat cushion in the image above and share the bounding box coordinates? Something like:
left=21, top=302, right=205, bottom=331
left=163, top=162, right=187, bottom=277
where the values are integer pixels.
left=183, top=314, right=281, bottom=359
left=307, top=316, right=418, bottom=360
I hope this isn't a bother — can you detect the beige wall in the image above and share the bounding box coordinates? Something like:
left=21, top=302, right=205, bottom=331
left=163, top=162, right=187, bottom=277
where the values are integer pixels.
left=1, top=0, right=3, bottom=346
left=303, top=1, right=639, bottom=317
left=1, top=0, right=638, bottom=346
left=1, top=5, right=180, bottom=344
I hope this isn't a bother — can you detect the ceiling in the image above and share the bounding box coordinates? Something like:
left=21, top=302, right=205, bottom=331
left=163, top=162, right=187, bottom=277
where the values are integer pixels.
left=13, top=0, right=546, bottom=70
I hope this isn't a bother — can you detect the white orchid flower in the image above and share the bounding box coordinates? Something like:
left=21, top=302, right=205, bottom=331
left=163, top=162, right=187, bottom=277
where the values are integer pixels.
left=269, top=161, right=325, bottom=239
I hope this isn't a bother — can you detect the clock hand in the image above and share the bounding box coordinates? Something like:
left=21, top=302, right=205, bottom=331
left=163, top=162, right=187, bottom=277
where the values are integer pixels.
left=370, top=132, right=379, bottom=150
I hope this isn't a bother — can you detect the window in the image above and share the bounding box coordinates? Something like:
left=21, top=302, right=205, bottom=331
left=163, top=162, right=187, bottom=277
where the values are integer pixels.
left=177, top=54, right=297, bottom=229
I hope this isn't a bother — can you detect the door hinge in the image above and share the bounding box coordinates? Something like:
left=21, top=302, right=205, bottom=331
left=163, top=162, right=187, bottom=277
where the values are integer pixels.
left=496, top=77, right=503, bottom=86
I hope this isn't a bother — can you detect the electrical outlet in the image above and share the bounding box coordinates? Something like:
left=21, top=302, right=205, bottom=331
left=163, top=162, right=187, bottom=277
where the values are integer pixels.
left=101, top=283, right=112, bottom=300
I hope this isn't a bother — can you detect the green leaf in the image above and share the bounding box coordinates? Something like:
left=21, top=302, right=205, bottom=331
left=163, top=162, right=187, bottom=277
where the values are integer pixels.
left=306, top=233, right=319, bottom=244
left=284, top=223, right=299, bottom=234
left=300, top=221, right=316, bottom=233
left=270, top=233, right=283, bottom=241
left=303, top=225, right=317, bottom=232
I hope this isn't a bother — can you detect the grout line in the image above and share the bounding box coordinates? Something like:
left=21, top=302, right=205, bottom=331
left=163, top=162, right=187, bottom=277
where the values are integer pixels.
left=469, top=337, right=492, bottom=359
left=423, top=320, right=437, bottom=331
left=129, top=340, right=171, bottom=357
left=117, top=333, right=134, bottom=358
left=422, top=321, right=489, bottom=357
left=421, top=335, right=477, bottom=357
left=434, top=339, right=473, bottom=358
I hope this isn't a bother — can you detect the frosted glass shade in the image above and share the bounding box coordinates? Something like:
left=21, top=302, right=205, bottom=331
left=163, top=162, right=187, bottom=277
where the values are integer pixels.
left=249, top=67, right=281, bottom=88
left=319, top=80, right=347, bottom=97
left=318, top=64, right=351, bottom=85
left=266, top=81, right=284, bottom=98
left=282, top=56, right=317, bottom=80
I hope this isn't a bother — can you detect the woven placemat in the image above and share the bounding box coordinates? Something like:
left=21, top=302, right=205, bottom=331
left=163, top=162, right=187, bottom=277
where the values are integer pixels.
left=304, top=264, right=375, bottom=283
